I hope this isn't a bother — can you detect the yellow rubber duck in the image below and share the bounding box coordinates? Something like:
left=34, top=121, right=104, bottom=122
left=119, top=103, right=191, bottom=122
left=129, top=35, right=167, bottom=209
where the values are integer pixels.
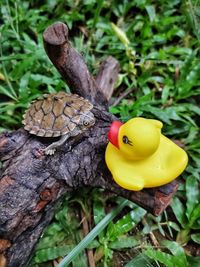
left=105, top=117, right=188, bottom=191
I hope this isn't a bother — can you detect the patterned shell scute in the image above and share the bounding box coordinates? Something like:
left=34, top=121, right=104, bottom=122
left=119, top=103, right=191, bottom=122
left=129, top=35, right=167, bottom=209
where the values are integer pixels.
left=22, top=92, right=93, bottom=137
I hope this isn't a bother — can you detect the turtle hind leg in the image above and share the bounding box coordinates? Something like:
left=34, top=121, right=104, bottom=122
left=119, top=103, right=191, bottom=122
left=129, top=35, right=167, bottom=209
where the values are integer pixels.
left=44, top=134, right=69, bottom=155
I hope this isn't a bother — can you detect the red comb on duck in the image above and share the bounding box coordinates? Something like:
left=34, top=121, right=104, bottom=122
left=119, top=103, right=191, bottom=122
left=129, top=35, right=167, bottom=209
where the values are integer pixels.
left=107, top=121, right=123, bottom=148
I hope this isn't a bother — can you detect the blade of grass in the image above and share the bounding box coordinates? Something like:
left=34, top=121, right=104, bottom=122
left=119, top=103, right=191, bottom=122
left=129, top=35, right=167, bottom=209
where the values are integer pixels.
left=57, top=199, right=128, bottom=267
left=0, top=85, right=17, bottom=100
left=93, top=0, right=104, bottom=28
left=0, top=41, right=17, bottom=99
left=0, top=53, right=34, bottom=61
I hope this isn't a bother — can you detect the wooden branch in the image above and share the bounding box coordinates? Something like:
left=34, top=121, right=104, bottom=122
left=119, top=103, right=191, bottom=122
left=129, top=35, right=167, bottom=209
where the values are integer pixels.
left=0, top=22, right=179, bottom=267
left=95, top=56, right=120, bottom=101
left=43, top=22, right=107, bottom=106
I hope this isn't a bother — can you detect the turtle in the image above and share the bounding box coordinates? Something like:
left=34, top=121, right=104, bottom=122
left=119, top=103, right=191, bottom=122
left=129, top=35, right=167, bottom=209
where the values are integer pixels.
left=22, top=91, right=95, bottom=155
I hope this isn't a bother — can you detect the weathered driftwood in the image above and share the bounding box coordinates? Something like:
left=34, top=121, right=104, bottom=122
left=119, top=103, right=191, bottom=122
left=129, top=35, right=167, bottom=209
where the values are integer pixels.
left=0, top=22, right=179, bottom=267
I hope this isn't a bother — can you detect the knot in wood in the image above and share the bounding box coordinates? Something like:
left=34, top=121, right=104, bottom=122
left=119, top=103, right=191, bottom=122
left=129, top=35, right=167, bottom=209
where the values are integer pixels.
left=39, top=189, right=52, bottom=201
left=0, top=239, right=11, bottom=253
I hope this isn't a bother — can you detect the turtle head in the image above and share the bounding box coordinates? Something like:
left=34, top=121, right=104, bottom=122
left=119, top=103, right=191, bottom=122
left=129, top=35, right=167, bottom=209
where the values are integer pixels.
left=79, top=111, right=95, bottom=130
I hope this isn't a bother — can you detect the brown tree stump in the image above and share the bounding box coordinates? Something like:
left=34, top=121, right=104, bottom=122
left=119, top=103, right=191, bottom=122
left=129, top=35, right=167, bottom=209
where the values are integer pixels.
left=0, top=22, right=179, bottom=267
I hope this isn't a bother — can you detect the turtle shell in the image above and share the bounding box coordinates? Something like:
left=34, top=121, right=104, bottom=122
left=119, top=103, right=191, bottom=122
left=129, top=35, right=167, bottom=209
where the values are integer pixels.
left=22, top=91, right=93, bottom=137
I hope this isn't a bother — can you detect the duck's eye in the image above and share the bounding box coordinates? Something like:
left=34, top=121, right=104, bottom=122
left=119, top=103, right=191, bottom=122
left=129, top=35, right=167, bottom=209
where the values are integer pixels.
left=123, top=135, right=129, bottom=144
left=122, top=135, right=133, bottom=146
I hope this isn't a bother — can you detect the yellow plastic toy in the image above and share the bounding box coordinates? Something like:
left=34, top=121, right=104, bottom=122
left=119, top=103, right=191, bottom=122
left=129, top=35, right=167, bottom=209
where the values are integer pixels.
left=105, top=117, right=188, bottom=191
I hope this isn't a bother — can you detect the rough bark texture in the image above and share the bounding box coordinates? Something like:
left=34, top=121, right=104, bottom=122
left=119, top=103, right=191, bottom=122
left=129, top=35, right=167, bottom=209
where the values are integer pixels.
left=95, top=56, right=120, bottom=101
left=0, top=22, right=179, bottom=267
left=43, top=22, right=107, bottom=107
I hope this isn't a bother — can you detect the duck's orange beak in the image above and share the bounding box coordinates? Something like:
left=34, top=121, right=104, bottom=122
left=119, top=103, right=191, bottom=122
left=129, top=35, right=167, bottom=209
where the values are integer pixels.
left=108, top=121, right=123, bottom=148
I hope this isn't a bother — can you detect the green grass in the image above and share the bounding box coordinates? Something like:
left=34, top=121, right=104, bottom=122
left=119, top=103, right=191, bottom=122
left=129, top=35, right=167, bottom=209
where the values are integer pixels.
left=1, top=0, right=200, bottom=266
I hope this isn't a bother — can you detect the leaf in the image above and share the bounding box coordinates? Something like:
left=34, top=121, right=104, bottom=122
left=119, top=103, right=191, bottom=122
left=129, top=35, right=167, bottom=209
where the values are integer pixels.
left=179, top=54, right=196, bottom=82
left=30, top=74, right=56, bottom=85
left=176, top=229, right=191, bottom=246
left=19, top=71, right=31, bottom=99
left=44, top=222, right=63, bottom=236
left=0, top=72, right=5, bottom=81
left=111, top=23, right=130, bottom=47
left=36, top=231, right=66, bottom=250
left=168, top=221, right=181, bottom=232
left=144, top=248, right=175, bottom=267
left=186, top=176, right=199, bottom=221
left=176, top=60, right=200, bottom=99
left=141, top=105, right=172, bottom=124
left=0, top=114, right=19, bottom=125
left=72, top=251, right=88, bottom=267
left=106, top=214, right=134, bottom=242
left=130, top=93, right=153, bottom=115
left=171, top=197, right=188, bottom=228
left=162, top=240, right=188, bottom=266
left=186, top=165, right=200, bottom=180
left=86, top=239, right=100, bottom=249
left=124, top=253, right=153, bottom=267
left=145, top=5, right=156, bottom=22
left=191, top=233, right=200, bottom=244
left=57, top=202, right=80, bottom=233
left=56, top=200, right=128, bottom=267
left=187, top=256, right=200, bottom=267
left=184, top=126, right=199, bottom=144
left=55, top=206, right=73, bottom=233
left=34, top=245, right=73, bottom=263
left=72, top=232, right=88, bottom=267
left=109, top=236, right=140, bottom=250
left=0, top=85, right=17, bottom=100
left=0, top=53, right=34, bottom=62
left=11, top=58, right=33, bottom=80
left=161, top=85, right=170, bottom=103
left=189, top=203, right=200, bottom=228
left=93, top=191, right=106, bottom=225
left=92, top=0, right=104, bottom=27
left=92, top=191, right=106, bottom=242
left=106, top=207, right=146, bottom=241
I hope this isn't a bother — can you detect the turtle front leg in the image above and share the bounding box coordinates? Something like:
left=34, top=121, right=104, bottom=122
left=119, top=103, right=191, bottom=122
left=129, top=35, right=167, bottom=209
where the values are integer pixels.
left=44, top=134, right=69, bottom=155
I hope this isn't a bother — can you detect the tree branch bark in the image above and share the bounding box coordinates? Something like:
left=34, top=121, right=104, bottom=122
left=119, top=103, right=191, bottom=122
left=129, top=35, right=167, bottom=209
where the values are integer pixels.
left=0, top=22, right=179, bottom=267
left=43, top=22, right=107, bottom=106
left=95, top=56, right=120, bottom=101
